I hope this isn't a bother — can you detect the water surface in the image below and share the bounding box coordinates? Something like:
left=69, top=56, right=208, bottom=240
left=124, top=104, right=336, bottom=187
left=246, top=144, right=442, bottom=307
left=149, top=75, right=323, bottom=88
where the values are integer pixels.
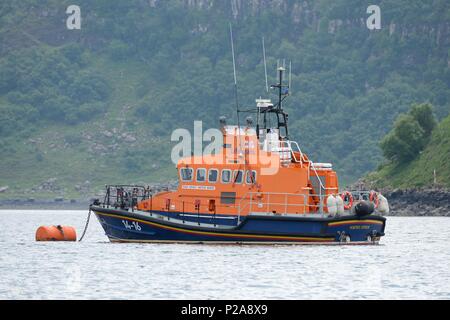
left=0, top=210, right=449, bottom=299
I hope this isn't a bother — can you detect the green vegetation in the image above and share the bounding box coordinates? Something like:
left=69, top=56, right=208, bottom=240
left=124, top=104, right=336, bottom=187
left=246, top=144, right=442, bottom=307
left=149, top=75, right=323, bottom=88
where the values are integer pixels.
left=0, top=46, right=110, bottom=129
left=380, top=103, right=437, bottom=163
left=367, top=112, right=450, bottom=188
left=0, top=0, right=449, bottom=198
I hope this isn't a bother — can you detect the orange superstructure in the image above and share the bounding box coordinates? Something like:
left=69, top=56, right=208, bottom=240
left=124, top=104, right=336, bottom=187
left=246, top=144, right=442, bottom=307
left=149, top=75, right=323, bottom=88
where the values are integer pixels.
left=137, top=163, right=338, bottom=217
left=137, top=121, right=339, bottom=217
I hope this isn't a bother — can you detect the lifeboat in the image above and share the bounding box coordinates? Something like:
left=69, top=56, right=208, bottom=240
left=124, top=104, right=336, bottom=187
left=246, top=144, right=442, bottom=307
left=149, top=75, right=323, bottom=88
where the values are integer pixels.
left=89, top=65, right=386, bottom=244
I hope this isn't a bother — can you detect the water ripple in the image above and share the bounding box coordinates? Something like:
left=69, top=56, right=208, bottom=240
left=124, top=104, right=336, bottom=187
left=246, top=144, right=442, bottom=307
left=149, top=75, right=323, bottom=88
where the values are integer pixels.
left=0, top=211, right=449, bottom=299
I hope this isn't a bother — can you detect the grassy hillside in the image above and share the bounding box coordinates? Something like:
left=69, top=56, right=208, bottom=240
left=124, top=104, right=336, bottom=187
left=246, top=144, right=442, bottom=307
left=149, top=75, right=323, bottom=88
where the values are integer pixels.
left=0, top=53, right=176, bottom=199
left=366, top=114, right=450, bottom=188
left=0, top=0, right=449, bottom=199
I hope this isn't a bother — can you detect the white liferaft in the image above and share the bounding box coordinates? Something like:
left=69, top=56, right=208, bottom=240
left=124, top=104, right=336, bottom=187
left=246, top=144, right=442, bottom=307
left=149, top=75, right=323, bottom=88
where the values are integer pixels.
left=311, top=162, right=333, bottom=170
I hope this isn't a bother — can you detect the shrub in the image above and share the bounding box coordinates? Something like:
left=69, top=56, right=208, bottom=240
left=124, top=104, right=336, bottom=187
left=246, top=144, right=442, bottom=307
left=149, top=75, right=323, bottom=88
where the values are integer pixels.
left=380, top=103, right=436, bottom=163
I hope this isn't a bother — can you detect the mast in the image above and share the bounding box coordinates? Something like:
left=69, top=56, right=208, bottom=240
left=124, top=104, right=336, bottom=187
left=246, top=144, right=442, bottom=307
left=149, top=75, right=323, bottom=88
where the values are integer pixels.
left=258, top=65, right=289, bottom=139
left=262, top=37, right=269, bottom=93
left=278, top=66, right=284, bottom=111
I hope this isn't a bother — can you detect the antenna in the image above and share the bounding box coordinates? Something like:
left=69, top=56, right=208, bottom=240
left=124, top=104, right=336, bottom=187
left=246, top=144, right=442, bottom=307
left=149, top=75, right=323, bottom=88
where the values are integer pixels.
left=262, top=37, right=268, bottom=93
left=229, top=23, right=243, bottom=159
left=229, top=23, right=240, bottom=127
left=230, top=23, right=237, bottom=87
left=289, top=60, right=292, bottom=95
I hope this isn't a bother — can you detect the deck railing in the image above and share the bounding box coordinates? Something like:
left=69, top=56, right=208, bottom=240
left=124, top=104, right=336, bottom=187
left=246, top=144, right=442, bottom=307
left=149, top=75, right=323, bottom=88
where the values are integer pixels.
left=101, top=185, right=151, bottom=211
left=237, top=191, right=340, bottom=224
left=97, top=186, right=374, bottom=226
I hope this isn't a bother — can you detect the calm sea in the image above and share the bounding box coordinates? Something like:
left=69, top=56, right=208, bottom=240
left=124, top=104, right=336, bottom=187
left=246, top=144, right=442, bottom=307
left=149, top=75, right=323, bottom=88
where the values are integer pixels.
left=0, top=210, right=449, bottom=299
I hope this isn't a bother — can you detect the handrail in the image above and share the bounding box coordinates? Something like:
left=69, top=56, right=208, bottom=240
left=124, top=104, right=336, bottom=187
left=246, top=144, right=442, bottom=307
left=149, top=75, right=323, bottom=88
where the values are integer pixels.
left=284, top=141, right=327, bottom=211
left=346, top=190, right=374, bottom=200
left=237, top=191, right=341, bottom=223
left=102, top=185, right=151, bottom=211
left=286, top=140, right=303, bottom=165
left=281, top=140, right=327, bottom=192
left=308, top=161, right=325, bottom=189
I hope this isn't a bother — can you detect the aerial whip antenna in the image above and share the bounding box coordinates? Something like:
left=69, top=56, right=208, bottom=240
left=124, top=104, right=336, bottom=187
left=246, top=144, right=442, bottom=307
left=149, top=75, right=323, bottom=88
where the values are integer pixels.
left=229, top=23, right=239, bottom=123
left=229, top=23, right=243, bottom=161
left=262, top=37, right=269, bottom=93
left=289, top=60, right=292, bottom=95
left=276, top=59, right=280, bottom=78
left=230, top=23, right=238, bottom=89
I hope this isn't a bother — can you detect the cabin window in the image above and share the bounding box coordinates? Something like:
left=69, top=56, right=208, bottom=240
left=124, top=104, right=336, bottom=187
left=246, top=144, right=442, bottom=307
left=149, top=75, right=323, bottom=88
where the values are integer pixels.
left=196, top=168, right=206, bottom=182
left=180, top=168, right=193, bottom=182
left=233, top=170, right=243, bottom=184
left=221, top=169, right=232, bottom=184
left=246, top=170, right=257, bottom=184
left=208, top=169, right=218, bottom=183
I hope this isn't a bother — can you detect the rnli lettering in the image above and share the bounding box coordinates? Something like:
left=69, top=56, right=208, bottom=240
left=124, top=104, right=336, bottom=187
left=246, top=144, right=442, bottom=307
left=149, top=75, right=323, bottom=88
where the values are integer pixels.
left=182, top=185, right=216, bottom=191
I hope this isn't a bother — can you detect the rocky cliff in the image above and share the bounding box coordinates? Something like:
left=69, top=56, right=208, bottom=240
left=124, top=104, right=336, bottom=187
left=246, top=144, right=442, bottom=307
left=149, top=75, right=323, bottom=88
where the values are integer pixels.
left=382, top=188, right=450, bottom=216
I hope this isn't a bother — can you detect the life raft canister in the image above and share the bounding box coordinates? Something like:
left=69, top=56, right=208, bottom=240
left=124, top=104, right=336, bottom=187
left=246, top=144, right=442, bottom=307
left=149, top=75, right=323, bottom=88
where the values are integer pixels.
left=36, top=225, right=77, bottom=241
left=369, top=191, right=379, bottom=208
left=340, top=191, right=353, bottom=210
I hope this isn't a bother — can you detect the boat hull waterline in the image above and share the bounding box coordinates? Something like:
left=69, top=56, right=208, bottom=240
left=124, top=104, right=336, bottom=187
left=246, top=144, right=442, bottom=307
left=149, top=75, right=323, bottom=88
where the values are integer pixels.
left=91, top=206, right=386, bottom=245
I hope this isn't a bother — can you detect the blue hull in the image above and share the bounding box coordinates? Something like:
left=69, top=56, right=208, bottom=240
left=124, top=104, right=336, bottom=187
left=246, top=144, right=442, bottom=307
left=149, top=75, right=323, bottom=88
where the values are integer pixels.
left=91, top=206, right=386, bottom=244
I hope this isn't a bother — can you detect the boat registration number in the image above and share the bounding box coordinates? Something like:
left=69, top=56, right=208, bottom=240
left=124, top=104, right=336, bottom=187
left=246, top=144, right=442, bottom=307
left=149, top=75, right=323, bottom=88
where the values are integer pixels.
left=122, top=220, right=142, bottom=231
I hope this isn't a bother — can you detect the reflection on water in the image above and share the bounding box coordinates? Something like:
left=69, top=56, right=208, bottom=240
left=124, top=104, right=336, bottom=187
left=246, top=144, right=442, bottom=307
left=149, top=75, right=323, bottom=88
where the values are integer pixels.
left=0, top=210, right=449, bottom=299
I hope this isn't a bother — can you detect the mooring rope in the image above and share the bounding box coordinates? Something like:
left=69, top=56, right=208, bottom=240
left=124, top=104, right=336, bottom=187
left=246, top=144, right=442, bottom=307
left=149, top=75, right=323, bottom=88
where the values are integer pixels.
left=78, top=208, right=92, bottom=242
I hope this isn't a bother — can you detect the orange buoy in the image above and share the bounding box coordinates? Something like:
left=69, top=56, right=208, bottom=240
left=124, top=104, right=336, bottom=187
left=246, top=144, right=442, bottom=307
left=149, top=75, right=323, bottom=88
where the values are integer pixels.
left=35, top=225, right=77, bottom=241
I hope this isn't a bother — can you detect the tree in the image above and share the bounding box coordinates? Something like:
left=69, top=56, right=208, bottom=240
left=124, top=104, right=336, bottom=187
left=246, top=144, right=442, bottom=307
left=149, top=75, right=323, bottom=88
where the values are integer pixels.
left=380, top=131, right=409, bottom=162
left=409, top=103, right=437, bottom=136
left=380, top=103, right=436, bottom=163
